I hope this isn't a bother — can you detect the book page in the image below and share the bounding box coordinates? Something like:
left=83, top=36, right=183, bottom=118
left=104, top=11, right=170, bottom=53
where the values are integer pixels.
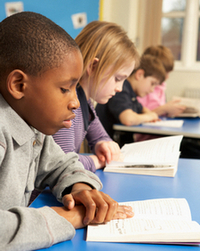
left=121, top=198, right=191, bottom=221
left=115, top=135, right=183, bottom=165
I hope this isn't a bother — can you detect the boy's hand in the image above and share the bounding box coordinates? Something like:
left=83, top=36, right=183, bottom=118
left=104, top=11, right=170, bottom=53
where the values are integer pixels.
left=94, top=141, right=121, bottom=165
left=61, top=183, right=133, bottom=226
left=165, top=100, right=186, bottom=117
left=145, top=111, right=159, bottom=122
left=51, top=203, right=133, bottom=229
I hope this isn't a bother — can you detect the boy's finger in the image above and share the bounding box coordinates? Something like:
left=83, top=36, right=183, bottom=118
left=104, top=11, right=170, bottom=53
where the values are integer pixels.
left=116, top=205, right=134, bottom=218
left=111, top=205, right=134, bottom=220
left=94, top=192, right=118, bottom=222
left=81, top=190, right=116, bottom=224
left=62, top=194, right=75, bottom=210
left=71, top=190, right=97, bottom=225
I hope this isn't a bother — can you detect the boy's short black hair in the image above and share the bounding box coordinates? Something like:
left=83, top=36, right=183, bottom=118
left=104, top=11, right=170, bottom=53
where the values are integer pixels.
left=0, top=11, right=79, bottom=80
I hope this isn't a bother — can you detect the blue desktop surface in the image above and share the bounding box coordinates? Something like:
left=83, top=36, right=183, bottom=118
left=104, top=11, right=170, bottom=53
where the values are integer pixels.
left=32, top=158, right=200, bottom=251
left=113, top=117, right=200, bottom=138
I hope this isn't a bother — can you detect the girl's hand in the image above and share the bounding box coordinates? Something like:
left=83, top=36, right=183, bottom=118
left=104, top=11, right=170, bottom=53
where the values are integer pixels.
left=95, top=140, right=121, bottom=164
left=89, top=154, right=105, bottom=169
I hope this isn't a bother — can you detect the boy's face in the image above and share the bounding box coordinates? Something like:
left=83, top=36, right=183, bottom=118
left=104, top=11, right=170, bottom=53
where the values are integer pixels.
left=136, top=74, right=160, bottom=97
left=21, top=50, right=83, bottom=135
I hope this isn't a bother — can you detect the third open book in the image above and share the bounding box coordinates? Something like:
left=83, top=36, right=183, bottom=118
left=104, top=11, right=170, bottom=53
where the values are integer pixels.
left=172, top=96, right=200, bottom=117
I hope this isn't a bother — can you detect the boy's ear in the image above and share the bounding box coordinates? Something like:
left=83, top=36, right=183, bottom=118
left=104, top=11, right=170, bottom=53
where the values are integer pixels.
left=86, top=57, right=99, bottom=76
left=135, top=69, right=145, bottom=80
left=6, top=70, right=27, bottom=99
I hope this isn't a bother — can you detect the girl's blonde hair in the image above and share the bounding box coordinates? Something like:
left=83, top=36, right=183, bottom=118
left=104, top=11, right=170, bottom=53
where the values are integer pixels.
left=75, top=20, right=139, bottom=96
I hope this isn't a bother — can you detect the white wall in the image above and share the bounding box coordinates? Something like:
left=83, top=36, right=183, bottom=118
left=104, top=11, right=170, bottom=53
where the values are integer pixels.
left=101, top=0, right=200, bottom=101
left=101, top=0, right=139, bottom=44
left=166, top=70, right=200, bottom=101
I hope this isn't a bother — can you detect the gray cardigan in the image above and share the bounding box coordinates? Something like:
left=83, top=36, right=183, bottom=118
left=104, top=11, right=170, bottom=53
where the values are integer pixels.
left=0, top=95, right=102, bottom=251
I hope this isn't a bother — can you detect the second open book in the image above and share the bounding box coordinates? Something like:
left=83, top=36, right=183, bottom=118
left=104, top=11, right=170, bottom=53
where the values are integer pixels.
left=104, top=135, right=183, bottom=177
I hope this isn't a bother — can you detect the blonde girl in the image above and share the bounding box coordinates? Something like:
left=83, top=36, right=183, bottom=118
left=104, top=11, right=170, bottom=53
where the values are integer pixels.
left=53, top=20, right=139, bottom=172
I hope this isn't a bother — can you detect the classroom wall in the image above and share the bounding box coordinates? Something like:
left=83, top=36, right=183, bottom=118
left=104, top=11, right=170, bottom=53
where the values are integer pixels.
left=2, top=0, right=200, bottom=101
left=102, top=0, right=139, bottom=45
left=0, top=0, right=99, bottom=39
left=101, top=0, right=200, bottom=102
left=166, top=70, right=200, bottom=101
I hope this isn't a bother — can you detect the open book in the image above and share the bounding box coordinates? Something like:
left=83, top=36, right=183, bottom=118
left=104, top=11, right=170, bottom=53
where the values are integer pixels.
left=87, top=198, right=200, bottom=245
left=172, top=96, right=200, bottom=117
left=104, top=135, right=183, bottom=177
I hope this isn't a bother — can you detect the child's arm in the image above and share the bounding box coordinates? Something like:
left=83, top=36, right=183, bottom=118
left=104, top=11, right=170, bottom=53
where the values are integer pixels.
left=152, top=99, right=186, bottom=117
left=85, top=102, right=121, bottom=170
left=57, top=182, right=133, bottom=227
left=89, top=154, right=105, bottom=169
left=119, top=107, right=159, bottom=126
left=83, top=118, right=120, bottom=170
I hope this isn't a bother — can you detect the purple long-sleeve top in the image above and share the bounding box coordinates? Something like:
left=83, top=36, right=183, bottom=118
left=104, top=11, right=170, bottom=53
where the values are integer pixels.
left=53, top=86, right=112, bottom=172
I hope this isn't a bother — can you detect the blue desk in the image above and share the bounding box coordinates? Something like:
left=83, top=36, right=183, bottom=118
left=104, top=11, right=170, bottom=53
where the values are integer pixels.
left=31, top=158, right=200, bottom=251
left=113, top=118, right=200, bottom=139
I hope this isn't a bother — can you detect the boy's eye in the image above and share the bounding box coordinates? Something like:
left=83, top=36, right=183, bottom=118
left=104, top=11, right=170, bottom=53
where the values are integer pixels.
left=60, top=88, right=69, bottom=94
left=115, top=78, right=121, bottom=82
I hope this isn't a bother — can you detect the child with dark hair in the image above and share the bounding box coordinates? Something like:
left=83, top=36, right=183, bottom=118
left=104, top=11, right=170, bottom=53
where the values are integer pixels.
left=0, top=12, right=133, bottom=251
left=137, top=45, right=185, bottom=117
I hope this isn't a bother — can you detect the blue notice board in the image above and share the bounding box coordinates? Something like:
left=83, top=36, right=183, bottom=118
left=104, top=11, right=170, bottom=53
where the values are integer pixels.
left=0, top=0, right=99, bottom=38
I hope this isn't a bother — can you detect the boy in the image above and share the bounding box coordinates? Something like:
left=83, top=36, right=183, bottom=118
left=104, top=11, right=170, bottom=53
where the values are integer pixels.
left=137, top=45, right=185, bottom=117
left=96, top=55, right=166, bottom=146
left=0, top=12, right=133, bottom=251
left=139, top=46, right=199, bottom=158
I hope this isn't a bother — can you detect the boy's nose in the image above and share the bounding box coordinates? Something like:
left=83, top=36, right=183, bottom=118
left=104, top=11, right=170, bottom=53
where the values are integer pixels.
left=69, top=94, right=80, bottom=110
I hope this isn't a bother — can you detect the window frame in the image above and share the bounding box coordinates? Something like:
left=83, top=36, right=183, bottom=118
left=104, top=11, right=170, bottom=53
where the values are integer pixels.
left=162, top=0, right=200, bottom=72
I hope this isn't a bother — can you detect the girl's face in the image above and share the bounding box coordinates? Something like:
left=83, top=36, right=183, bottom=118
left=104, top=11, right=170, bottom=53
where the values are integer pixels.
left=93, top=61, right=135, bottom=104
